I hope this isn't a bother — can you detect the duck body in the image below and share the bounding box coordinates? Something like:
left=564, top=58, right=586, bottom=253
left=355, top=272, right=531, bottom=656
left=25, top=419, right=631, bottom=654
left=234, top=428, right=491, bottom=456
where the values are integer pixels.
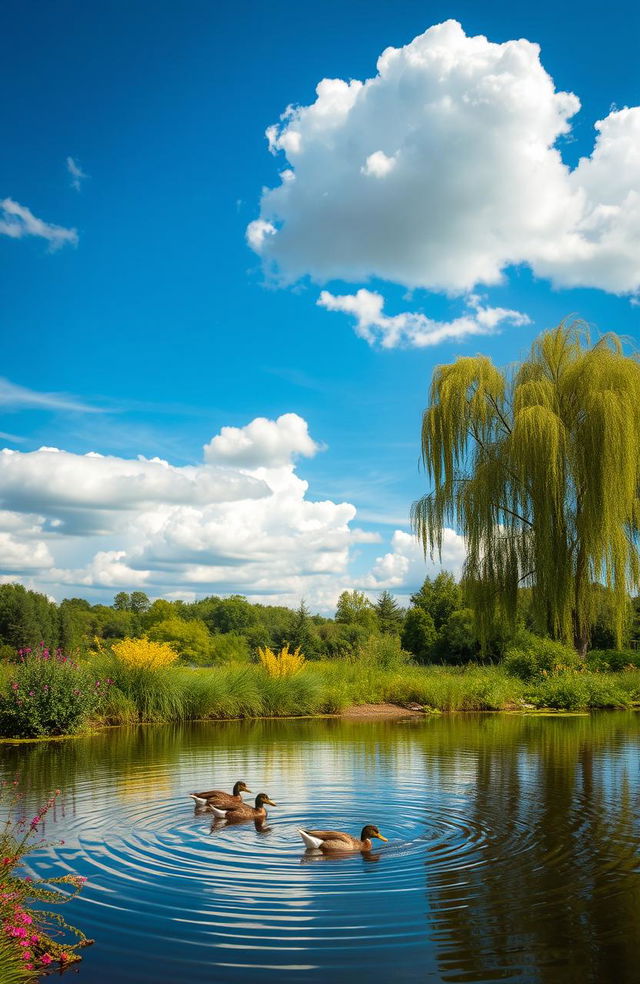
left=189, top=780, right=251, bottom=808
left=299, top=825, right=388, bottom=853
left=210, top=793, right=276, bottom=824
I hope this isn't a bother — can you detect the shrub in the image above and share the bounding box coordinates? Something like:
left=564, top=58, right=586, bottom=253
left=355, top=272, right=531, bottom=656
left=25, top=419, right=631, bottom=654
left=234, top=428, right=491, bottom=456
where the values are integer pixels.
left=503, top=632, right=579, bottom=680
left=258, top=644, right=305, bottom=678
left=0, top=784, right=91, bottom=978
left=586, top=648, right=640, bottom=672
left=525, top=672, right=631, bottom=710
left=354, top=633, right=412, bottom=670
left=111, top=637, right=178, bottom=670
left=0, top=646, right=109, bottom=738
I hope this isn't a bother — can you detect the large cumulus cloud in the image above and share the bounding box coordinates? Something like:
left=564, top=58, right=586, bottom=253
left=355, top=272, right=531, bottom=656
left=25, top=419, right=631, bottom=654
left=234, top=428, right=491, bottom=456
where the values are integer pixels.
left=0, top=414, right=386, bottom=608
left=248, top=20, right=640, bottom=297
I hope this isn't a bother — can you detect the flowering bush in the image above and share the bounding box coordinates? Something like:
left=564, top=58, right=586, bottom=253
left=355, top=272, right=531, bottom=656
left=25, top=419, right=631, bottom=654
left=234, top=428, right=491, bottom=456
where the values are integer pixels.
left=258, top=644, right=306, bottom=678
left=0, top=781, right=91, bottom=980
left=0, top=645, right=111, bottom=738
left=111, top=637, right=178, bottom=670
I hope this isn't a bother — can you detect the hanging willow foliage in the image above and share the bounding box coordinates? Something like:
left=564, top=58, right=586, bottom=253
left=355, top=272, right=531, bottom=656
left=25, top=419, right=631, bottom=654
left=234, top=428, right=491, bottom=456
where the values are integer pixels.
left=411, top=323, right=640, bottom=655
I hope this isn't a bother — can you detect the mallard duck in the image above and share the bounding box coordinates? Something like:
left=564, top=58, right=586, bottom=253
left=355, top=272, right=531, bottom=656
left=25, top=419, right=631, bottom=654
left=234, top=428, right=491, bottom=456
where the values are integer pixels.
left=210, top=793, right=277, bottom=823
left=298, top=825, right=388, bottom=852
left=189, top=780, right=251, bottom=808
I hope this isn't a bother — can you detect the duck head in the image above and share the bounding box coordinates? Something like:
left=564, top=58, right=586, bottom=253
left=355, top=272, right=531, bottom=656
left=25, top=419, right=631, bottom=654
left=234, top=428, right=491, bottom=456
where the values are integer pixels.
left=361, top=824, right=387, bottom=842
left=232, top=781, right=252, bottom=796
left=255, top=793, right=277, bottom=808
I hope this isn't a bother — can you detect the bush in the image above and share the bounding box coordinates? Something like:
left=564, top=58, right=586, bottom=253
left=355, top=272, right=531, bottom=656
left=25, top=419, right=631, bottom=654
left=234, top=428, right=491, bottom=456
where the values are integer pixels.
left=586, top=648, right=640, bottom=672
left=503, top=632, right=580, bottom=680
left=354, top=633, right=412, bottom=671
left=525, top=672, right=631, bottom=709
left=111, top=637, right=178, bottom=670
left=258, top=644, right=305, bottom=678
left=209, top=633, right=251, bottom=664
left=0, top=646, right=109, bottom=738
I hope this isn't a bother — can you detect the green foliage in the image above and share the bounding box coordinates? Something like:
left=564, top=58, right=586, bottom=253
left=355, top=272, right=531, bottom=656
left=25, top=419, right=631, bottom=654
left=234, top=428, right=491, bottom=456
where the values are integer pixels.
left=504, top=632, right=580, bottom=680
left=411, top=572, right=461, bottom=629
left=436, top=608, right=479, bottom=664
left=0, top=646, right=108, bottom=738
left=148, top=617, right=214, bottom=664
left=401, top=607, right=437, bottom=662
left=585, top=648, right=640, bottom=672
left=413, top=323, right=640, bottom=653
left=354, top=633, right=412, bottom=670
left=524, top=672, right=632, bottom=710
left=375, top=590, right=405, bottom=634
left=0, top=584, right=59, bottom=651
left=335, top=590, right=377, bottom=631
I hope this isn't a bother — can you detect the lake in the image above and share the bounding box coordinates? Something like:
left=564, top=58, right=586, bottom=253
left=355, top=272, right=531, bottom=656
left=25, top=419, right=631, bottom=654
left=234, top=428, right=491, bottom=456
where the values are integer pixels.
left=2, top=712, right=640, bottom=983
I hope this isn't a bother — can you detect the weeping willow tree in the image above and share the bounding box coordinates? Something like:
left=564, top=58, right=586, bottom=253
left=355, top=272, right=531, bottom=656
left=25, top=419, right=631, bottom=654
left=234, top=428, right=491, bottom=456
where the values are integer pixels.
left=411, top=323, right=640, bottom=655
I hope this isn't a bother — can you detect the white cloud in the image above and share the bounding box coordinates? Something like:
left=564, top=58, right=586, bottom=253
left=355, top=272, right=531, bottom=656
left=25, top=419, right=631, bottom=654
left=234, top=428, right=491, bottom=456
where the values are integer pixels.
left=0, top=446, right=267, bottom=534
left=318, top=289, right=530, bottom=348
left=204, top=412, right=321, bottom=467
left=0, top=198, right=77, bottom=250
left=365, top=528, right=466, bottom=592
left=248, top=19, right=640, bottom=296
left=66, top=156, right=88, bottom=192
left=0, top=415, right=377, bottom=610
left=0, top=377, right=100, bottom=413
left=0, top=532, right=53, bottom=574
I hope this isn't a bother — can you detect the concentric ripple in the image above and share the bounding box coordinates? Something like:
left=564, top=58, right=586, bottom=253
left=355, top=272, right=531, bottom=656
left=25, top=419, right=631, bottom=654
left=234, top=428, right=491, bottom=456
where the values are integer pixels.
left=4, top=713, right=640, bottom=983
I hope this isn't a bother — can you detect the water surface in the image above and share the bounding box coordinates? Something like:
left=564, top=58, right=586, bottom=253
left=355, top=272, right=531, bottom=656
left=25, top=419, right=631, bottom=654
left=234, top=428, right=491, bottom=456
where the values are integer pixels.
left=2, top=713, right=640, bottom=983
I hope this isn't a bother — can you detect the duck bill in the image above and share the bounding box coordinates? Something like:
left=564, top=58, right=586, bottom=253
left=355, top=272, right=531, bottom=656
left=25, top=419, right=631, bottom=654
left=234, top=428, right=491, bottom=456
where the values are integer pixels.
left=264, top=798, right=277, bottom=806
left=244, top=789, right=252, bottom=794
left=375, top=834, right=388, bottom=842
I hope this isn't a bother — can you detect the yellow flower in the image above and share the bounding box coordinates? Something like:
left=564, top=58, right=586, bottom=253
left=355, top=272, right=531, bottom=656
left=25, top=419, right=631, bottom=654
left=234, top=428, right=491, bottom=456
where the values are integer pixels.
left=258, top=644, right=305, bottom=678
left=112, top=637, right=178, bottom=670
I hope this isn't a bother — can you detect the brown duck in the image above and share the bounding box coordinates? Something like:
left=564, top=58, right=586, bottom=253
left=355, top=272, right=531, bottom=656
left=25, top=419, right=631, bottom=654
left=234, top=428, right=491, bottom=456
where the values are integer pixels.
left=210, top=793, right=277, bottom=823
left=298, top=825, right=388, bottom=852
left=189, top=781, right=251, bottom=808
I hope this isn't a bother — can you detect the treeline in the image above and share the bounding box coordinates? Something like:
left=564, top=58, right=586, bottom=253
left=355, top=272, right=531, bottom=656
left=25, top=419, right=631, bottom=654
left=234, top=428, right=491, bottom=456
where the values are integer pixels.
left=1, top=576, right=639, bottom=665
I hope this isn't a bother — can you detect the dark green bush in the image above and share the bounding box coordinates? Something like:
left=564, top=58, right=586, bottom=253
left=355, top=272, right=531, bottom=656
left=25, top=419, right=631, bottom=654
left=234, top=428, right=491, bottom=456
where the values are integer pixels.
left=0, top=646, right=108, bottom=737
left=586, top=648, right=640, bottom=672
left=504, top=632, right=579, bottom=680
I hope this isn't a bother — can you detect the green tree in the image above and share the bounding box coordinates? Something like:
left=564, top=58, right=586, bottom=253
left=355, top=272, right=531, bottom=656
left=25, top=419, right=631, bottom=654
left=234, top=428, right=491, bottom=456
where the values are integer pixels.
left=113, top=592, right=130, bottom=611
left=436, top=608, right=479, bottom=664
left=335, top=590, right=377, bottom=631
left=148, top=617, right=214, bottom=664
left=401, top=607, right=437, bottom=662
left=0, top=584, right=59, bottom=651
left=289, top=599, right=316, bottom=655
left=413, top=324, right=640, bottom=656
left=130, top=591, right=150, bottom=614
left=411, top=572, right=461, bottom=630
left=375, top=590, right=405, bottom=634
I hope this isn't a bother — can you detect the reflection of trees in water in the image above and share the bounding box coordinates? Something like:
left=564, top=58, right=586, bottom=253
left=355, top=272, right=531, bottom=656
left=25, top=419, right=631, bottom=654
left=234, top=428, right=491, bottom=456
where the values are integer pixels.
left=420, top=713, right=640, bottom=983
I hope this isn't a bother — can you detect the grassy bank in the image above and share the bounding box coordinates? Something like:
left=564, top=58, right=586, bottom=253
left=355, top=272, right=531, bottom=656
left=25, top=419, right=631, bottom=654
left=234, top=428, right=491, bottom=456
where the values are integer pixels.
left=93, top=662, right=640, bottom=725
left=3, top=647, right=640, bottom=739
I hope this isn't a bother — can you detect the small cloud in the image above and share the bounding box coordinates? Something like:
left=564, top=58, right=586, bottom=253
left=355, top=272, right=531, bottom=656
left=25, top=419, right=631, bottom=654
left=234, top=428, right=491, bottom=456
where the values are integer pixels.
left=0, top=198, right=77, bottom=250
left=66, top=156, right=88, bottom=192
left=0, top=377, right=102, bottom=413
left=317, top=289, right=530, bottom=349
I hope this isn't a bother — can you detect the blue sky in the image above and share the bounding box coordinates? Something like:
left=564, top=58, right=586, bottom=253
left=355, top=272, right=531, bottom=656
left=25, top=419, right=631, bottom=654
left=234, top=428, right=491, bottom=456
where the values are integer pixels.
left=1, top=0, right=639, bottom=610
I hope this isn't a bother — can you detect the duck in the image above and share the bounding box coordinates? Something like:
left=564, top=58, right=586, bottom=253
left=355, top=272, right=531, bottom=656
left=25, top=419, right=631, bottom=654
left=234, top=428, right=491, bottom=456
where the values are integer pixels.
left=209, top=793, right=277, bottom=824
left=189, top=780, right=251, bottom=809
left=298, top=825, right=388, bottom=853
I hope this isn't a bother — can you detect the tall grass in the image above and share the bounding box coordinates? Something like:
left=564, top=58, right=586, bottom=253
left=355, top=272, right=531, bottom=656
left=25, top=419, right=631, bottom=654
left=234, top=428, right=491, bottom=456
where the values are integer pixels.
left=3, top=650, right=639, bottom=733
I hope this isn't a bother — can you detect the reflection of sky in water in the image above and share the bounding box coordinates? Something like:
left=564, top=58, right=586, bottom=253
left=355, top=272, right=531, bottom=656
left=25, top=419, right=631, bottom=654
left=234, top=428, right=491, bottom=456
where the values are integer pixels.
left=2, top=713, right=640, bottom=983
